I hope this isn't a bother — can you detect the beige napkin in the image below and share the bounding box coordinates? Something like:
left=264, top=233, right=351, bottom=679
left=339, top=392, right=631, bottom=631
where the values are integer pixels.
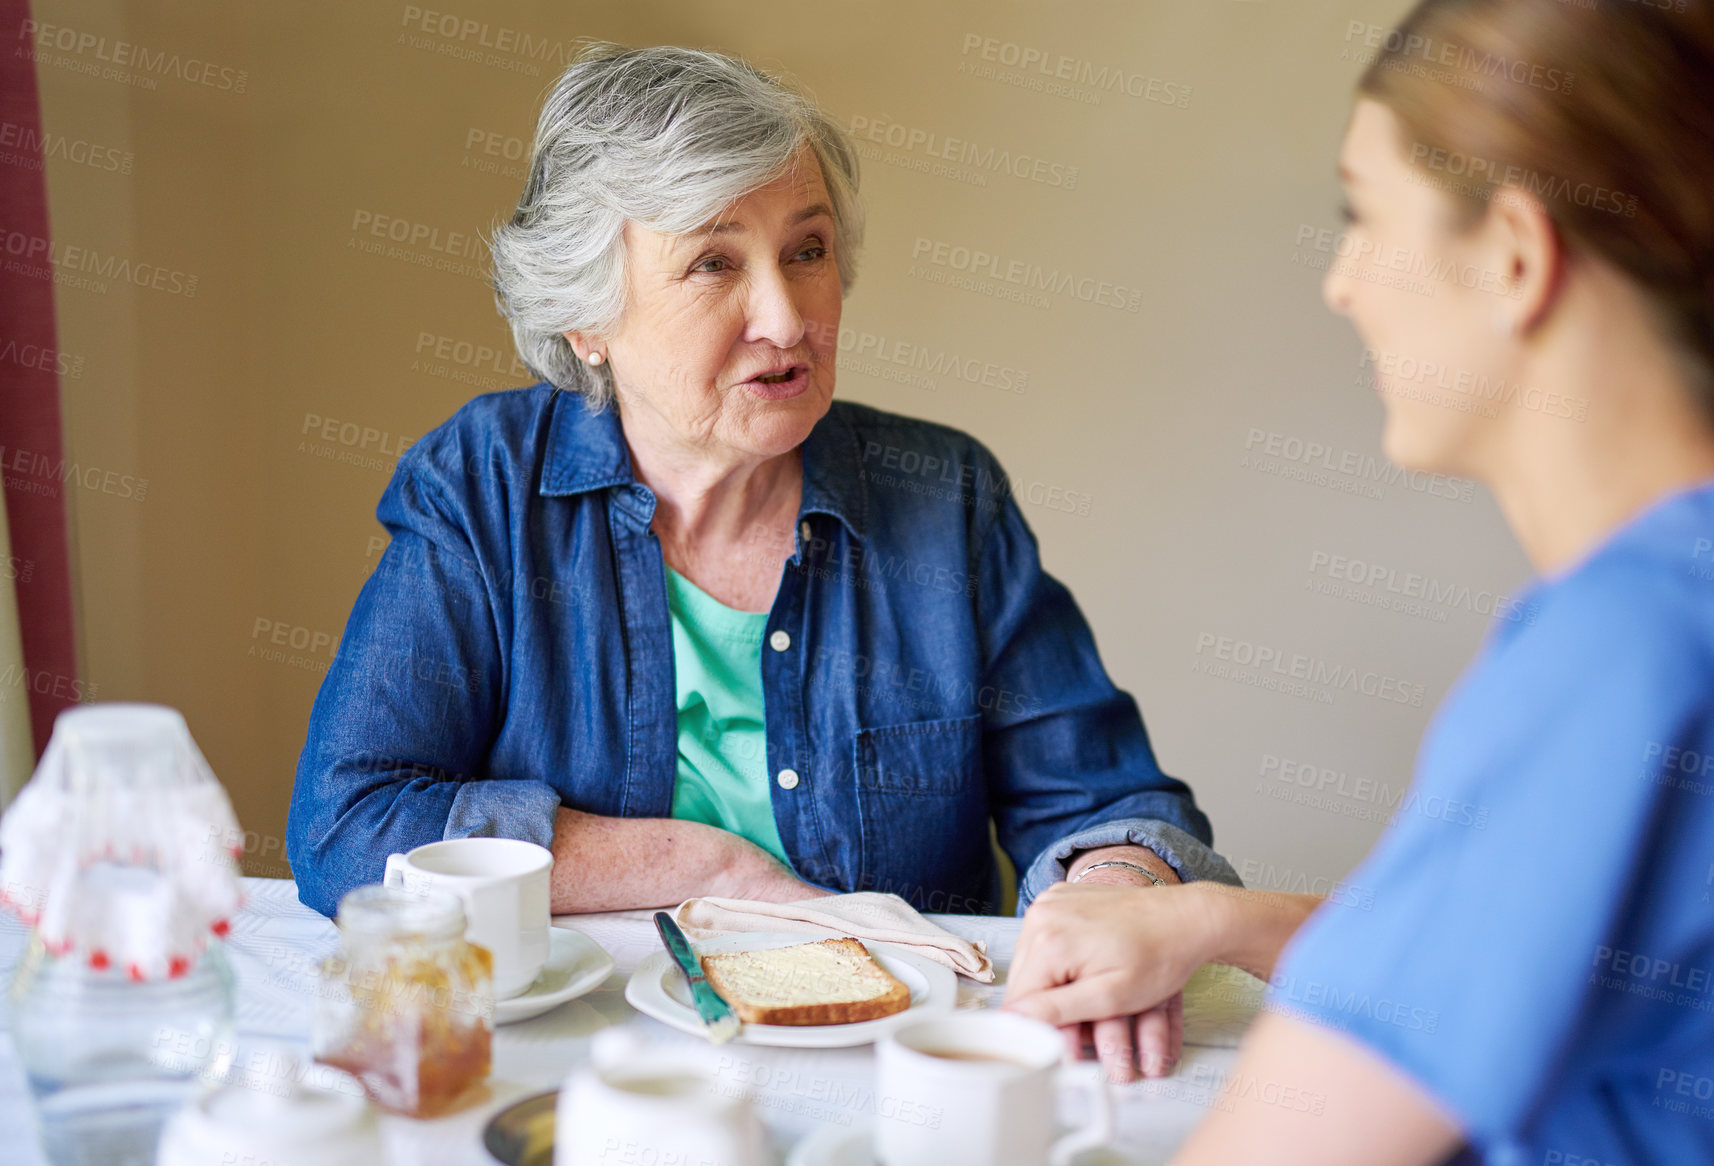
left=673, top=892, right=995, bottom=982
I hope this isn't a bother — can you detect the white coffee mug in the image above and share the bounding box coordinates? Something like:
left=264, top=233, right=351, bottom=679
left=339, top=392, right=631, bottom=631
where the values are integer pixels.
left=555, top=1030, right=764, bottom=1166
left=875, top=1011, right=1113, bottom=1166
left=383, top=837, right=552, bottom=1000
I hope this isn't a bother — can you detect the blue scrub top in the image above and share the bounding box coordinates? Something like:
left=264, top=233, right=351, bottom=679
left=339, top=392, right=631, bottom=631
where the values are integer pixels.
left=1270, top=479, right=1714, bottom=1166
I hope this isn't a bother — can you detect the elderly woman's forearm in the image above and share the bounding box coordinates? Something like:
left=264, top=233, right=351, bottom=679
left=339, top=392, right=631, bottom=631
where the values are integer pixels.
left=546, top=805, right=804, bottom=913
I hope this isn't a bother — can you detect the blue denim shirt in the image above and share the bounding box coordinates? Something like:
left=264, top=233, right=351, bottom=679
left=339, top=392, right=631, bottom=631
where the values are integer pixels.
left=286, top=387, right=1238, bottom=917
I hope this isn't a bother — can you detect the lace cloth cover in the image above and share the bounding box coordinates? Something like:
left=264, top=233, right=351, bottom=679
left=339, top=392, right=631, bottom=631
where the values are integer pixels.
left=0, top=703, right=244, bottom=979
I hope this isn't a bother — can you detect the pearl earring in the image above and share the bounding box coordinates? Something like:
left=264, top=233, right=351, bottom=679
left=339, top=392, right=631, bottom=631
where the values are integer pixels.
left=587, top=351, right=604, bottom=366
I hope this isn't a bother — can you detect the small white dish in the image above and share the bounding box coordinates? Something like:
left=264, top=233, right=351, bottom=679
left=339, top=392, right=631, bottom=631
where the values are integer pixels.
left=494, top=927, right=615, bottom=1025
left=624, top=931, right=956, bottom=1048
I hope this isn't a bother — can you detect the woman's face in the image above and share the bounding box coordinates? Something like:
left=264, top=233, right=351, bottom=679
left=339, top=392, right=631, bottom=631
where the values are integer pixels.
left=590, top=148, right=842, bottom=462
left=1323, top=99, right=1525, bottom=478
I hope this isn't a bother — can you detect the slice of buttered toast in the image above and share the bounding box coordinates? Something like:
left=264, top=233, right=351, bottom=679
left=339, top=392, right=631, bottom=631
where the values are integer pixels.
left=699, top=937, right=912, bottom=1026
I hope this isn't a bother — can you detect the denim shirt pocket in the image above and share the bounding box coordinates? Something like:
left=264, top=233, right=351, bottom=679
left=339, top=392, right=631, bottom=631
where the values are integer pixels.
left=852, top=713, right=990, bottom=910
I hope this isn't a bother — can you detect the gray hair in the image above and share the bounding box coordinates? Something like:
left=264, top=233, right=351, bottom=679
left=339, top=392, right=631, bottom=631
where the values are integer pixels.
left=489, top=43, right=865, bottom=409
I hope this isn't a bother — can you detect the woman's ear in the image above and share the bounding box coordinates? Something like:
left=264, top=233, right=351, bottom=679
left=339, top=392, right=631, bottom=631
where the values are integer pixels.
left=564, top=331, right=604, bottom=365
left=1486, top=187, right=1566, bottom=337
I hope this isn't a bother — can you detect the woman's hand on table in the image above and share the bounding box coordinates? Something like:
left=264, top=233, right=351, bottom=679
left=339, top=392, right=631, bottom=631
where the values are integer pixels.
left=1004, top=880, right=1324, bottom=1083
left=1014, top=846, right=1199, bottom=1083
left=1066, top=851, right=1184, bottom=1083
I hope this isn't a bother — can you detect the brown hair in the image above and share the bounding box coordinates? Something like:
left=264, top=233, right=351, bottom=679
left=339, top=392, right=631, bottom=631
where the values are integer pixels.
left=1359, top=0, right=1714, bottom=399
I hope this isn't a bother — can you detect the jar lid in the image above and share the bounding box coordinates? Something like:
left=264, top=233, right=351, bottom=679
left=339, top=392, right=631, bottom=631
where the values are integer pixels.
left=336, top=883, right=466, bottom=942
left=0, top=702, right=243, bottom=979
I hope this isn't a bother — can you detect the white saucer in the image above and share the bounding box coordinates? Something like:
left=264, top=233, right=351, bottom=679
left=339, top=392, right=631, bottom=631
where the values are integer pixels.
left=624, top=931, right=956, bottom=1048
left=494, top=927, right=616, bottom=1025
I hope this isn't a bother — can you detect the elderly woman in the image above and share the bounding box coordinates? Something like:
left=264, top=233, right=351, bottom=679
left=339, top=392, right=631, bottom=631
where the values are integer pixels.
left=286, top=44, right=1234, bottom=1072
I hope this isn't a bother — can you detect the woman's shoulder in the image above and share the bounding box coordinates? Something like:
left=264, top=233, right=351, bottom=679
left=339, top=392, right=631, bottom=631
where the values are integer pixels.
left=825, top=400, right=1010, bottom=493
left=393, top=383, right=566, bottom=494
left=1457, top=497, right=1714, bottom=757
left=1525, top=484, right=1714, bottom=668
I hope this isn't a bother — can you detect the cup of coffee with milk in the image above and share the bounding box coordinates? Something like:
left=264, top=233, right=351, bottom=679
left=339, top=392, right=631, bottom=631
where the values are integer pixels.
left=875, top=1011, right=1114, bottom=1166
left=383, top=837, right=553, bottom=1000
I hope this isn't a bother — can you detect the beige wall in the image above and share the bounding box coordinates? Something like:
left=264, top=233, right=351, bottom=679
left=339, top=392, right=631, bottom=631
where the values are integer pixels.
left=30, top=0, right=1530, bottom=889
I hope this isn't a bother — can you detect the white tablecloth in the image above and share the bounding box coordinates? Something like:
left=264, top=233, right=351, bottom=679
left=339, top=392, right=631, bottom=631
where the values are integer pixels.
left=0, top=878, right=1265, bottom=1165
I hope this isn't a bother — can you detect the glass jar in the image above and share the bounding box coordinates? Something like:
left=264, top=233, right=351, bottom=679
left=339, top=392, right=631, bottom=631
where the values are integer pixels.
left=8, top=933, right=235, bottom=1166
left=311, top=884, right=492, bottom=1117
left=3, top=702, right=243, bottom=1166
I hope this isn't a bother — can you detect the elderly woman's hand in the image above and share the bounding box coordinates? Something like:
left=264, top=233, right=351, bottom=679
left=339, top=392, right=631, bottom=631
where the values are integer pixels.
left=1004, top=882, right=1216, bottom=1082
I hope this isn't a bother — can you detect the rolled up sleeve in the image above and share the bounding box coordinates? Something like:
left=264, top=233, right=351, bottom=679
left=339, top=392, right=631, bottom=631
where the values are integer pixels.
left=1018, top=817, right=1242, bottom=905
left=970, top=482, right=1237, bottom=912
left=286, top=458, right=560, bottom=916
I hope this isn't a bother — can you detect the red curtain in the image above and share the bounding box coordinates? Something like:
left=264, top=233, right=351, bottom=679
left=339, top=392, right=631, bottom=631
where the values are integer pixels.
left=0, top=0, right=81, bottom=757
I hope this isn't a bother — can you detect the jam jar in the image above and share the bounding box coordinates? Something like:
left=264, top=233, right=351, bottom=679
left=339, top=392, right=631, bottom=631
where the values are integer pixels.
left=312, top=884, right=492, bottom=1117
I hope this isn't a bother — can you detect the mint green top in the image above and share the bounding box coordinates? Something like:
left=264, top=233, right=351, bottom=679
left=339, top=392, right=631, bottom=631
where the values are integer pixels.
left=664, top=566, right=790, bottom=866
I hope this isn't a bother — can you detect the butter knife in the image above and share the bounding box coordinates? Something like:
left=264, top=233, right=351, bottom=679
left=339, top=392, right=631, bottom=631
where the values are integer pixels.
left=652, top=911, right=740, bottom=1044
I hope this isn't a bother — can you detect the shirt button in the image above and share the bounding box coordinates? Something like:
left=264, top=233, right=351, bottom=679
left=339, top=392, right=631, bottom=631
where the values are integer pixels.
left=799, top=521, right=812, bottom=542
left=776, top=768, right=801, bottom=790
left=769, top=630, right=791, bottom=652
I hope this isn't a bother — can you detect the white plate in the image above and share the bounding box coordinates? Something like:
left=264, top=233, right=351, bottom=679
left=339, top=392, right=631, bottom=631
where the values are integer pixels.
left=624, top=931, right=956, bottom=1047
left=495, top=927, right=616, bottom=1025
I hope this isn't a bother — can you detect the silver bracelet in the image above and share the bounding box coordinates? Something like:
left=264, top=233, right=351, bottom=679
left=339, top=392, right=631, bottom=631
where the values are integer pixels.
left=1070, top=859, right=1167, bottom=886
